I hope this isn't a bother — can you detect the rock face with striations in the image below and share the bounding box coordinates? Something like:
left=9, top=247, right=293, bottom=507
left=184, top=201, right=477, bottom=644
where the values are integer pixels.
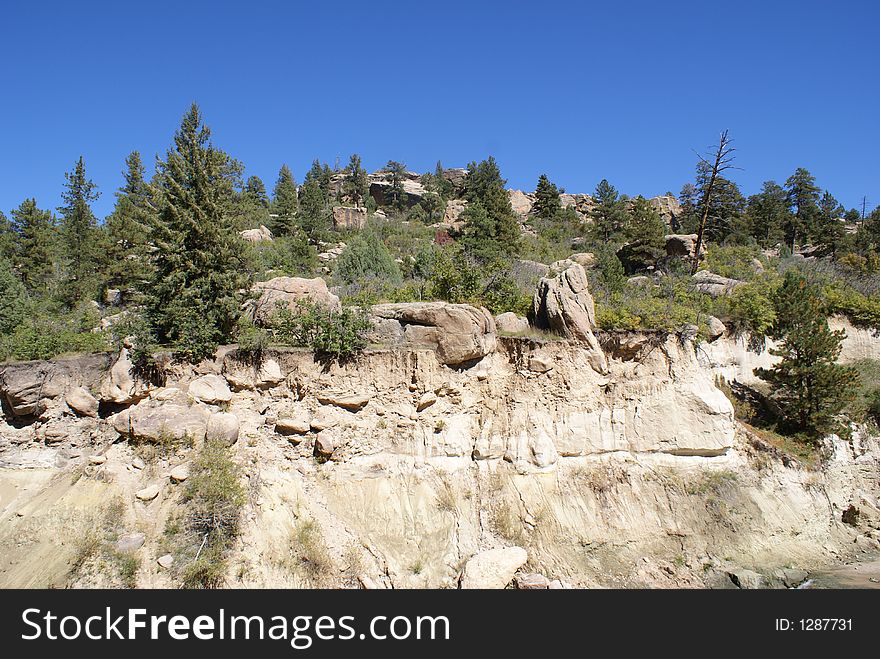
left=530, top=260, right=608, bottom=374
left=370, top=302, right=497, bottom=366
left=332, top=206, right=368, bottom=231
left=249, top=276, right=341, bottom=324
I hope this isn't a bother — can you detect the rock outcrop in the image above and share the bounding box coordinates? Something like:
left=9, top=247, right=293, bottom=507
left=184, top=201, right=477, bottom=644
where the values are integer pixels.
left=0, top=353, right=111, bottom=416
left=100, top=348, right=151, bottom=405
left=332, top=206, right=368, bottom=231
left=461, top=547, right=528, bottom=589
left=65, top=387, right=99, bottom=417
left=691, top=270, right=745, bottom=297
left=370, top=302, right=497, bottom=365
left=112, top=401, right=209, bottom=443
left=249, top=276, right=341, bottom=324
left=530, top=260, right=608, bottom=374
left=665, top=234, right=698, bottom=259
left=239, top=225, right=274, bottom=242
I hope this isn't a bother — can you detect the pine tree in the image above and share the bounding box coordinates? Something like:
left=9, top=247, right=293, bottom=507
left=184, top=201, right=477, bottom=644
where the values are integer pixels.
left=383, top=160, right=408, bottom=210
left=756, top=271, right=859, bottom=436
left=58, top=156, right=100, bottom=303
left=270, top=164, right=298, bottom=236
left=303, top=159, right=334, bottom=201
left=244, top=175, right=269, bottom=208
left=298, top=178, right=329, bottom=241
left=335, top=232, right=401, bottom=284
left=746, top=181, right=789, bottom=246
left=343, top=154, right=369, bottom=207
left=104, top=151, right=154, bottom=296
left=461, top=157, right=520, bottom=258
left=589, top=179, right=628, bottom=242
left=0, top=212, right=15, bottom=262
left=433, top=161, right=454, bottom=199
left=616, top=196, right=667, bottom=273
left=814, top=190, right=846, bottom=255
left=148, top=103, right=253, bottom=361
left=533, top=174, right=561, bottom=219
left=11, top=198, right=57, bottom=294
left=784, top=168, right=820, bottom=251
left=0, top=256, right=26, bottom=335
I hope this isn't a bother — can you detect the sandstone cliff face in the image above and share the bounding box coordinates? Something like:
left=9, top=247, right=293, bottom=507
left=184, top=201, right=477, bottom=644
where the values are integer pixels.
left=1, top=318, right=878, bottom=589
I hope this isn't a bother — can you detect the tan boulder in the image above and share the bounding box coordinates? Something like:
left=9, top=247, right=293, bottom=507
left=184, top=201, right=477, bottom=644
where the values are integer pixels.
left=100, top=348, right=151, bottom=405
left=370, top=302, right=496, bottom=365
left=169, top=464, right=190, bottom=483
left=332, top=206, right=368, bottom=231
left=692, top=270, right=745, bottom=297
left=116, top=401, right=209, bottom=443
left=530, top=260, right=608, bottom=373
left=275, top=417, right=311, bottom=435
left=461, top=547, right=528, bottom=589
left=239, top=225, right=274, bottom=242
left=494, top=312, right=530, bottom=335
left=135, top=485, right=160, bottom=501
left=188, top=374, right=232, bottom=404
left=65, top=386, right=99, bottom=417
left=206, top=412, right=240, bottom=446
left=508, top=190, right=534, bottom=216
left=249, top=276, right=341, bottom=324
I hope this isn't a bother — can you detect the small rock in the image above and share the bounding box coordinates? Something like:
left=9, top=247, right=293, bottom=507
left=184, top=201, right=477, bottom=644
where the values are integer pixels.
left=275, top=417, right=311, bottom=435
left=157, top=554, right=175, bottom=569
left=513, top=573, right=550, bottom=589
left=169, top=464, right=190, bottom=483
left=135, top=485, right=160, bottom=501
left=88, top=455, right=107, bottom=465
left=131, top=456, right=146, bottom=470
left=115, top=532, right=145, bottom=552
left=707, top=315, right=726, bottom=342
left=461, top=547, right=528, bottom=589
left=314, top=432, right=335, bottom=459
left=416, top=392, right=437, bottom=412
left=728, top=569, right=765, bottom=589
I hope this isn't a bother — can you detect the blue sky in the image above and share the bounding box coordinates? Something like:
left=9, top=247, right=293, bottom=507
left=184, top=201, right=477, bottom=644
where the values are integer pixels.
left=1, top=0, right=877, bottom=219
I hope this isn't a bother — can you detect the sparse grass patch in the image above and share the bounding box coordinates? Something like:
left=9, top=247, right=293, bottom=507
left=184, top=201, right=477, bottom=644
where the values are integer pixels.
left=289, top=519, right=333, bottom=587
left=434, top=478, right=458, bottom=514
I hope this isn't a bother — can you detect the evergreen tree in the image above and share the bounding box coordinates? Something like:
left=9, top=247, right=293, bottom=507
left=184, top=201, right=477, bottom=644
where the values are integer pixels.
left=756, top=271, right=859, bottom=435
left=746, top=181, right=789, bottom=246
left=589, top=179, right=628, bottom=242
left=148, top=103, right=253, bottom=361
left=684, top=161, right=746, bottom=242
left=616, top=196, right=667, bottom=273
left=433, top=161, right=454, bottom=199
left=383, top=160, right=408, bottom=210
left=270, top=164, right=299, bottom=235
left=533, top=174, right=561, bottom=219
left=814, top=190, right=846, bottom=254
left=0, top=211, right=15, bottom=262
left=11, top=198, right=57, bottom=294
left=58, top=156, right=100, bottom=303
left=303, top=159, right=334, bottom=201
left=784, top=168, right=820, bottom=251
left=343, top=154, right=369, bottom=207
left=244, top=175, right=269, bottom=208
left=298, top=178, right=329, bottom=241
left=461, top=157, right=520, bottom=258
left=104, top=151, right=154, bottom=296
left=335, top=232, right=401, bottom=284
left=0, top=256, right=26, bottom=335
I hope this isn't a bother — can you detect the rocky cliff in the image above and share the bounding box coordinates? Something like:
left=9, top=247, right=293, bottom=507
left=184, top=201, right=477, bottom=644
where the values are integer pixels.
left=1, top=312, right=878, bottom=589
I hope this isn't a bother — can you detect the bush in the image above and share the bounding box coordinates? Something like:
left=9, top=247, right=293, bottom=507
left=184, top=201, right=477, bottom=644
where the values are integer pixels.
left=335, top=232, right=401, bottom=285
left=234, top=315, right=268, bottom=363
left=724, top=281, right=777, bottom=336
left=705, top=244, right=764, bottom=281
left=178, top=439, right=245, bottom=588
left=867, top=388, right=880, bottom=424
left=252, top=232, right=317, bottom=278
left=272, top=301, right=371, bottom=361
left=0, top=316, right=110, bottom=362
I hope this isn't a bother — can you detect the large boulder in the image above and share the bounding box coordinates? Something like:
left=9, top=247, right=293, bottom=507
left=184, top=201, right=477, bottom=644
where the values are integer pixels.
left=223, top=357, right=285, bottom=390
left=332, top=206, right=368, bottom=231
left=461, top=547, right=528, bottom=589
left=530, top=260, right=608, bottom=374
left=665, top=234, right=698, bottom=259
left=206, top=412, right=240, bottom=446
left=65, top=387, right=99, bottom=417
left=370, top=302, right=497, bottom=365
left=368, top=173, right=425, bottom=208
left=239, top=225, right=274, bottom=242
left=100, top=348, right=151, bottom=405
left=508, top=190, right=534, bottom=217
left=0, top=353, right=111, bottom=416
left=249, top=276, right=341, bottom=324
left=188, top=374, right=232, bottom=404
left=494, top=312, right=530, bottom=335
left=113, top=401, right=209, bottom=443
left=441, top=199, right=467, bottom=229
left=692, top=270, right=745, bottom=297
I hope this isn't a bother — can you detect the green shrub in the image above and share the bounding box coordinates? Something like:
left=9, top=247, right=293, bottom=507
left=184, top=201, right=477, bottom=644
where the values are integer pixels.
left=272, top=301, right=371, bottom=360
left=867, top=388, right=880, bottom=424
left=705, top=244, right=764, bottom=281
left=725, top=282, right=778, bottom=336
left=335, top=232, right=402, bottom=284
left=823, top=285, right=880, bottom=328
left=234, top=315, right=268, bottom=363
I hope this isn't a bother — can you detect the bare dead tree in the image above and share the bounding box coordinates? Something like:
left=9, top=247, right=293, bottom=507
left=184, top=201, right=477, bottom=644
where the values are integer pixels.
left=690, top=130, right=736, bottom=274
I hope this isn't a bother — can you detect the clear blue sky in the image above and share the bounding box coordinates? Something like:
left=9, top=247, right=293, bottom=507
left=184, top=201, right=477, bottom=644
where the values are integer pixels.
left=1, top=0, right=877, bottom=219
